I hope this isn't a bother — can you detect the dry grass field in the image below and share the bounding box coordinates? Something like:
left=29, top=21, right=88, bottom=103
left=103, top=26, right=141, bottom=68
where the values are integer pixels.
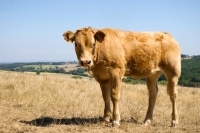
left=0, top=71, right=200, bottom=133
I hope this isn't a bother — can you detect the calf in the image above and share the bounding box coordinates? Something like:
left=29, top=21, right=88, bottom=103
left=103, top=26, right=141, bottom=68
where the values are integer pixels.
left=63, top=27, right=181, bottom=127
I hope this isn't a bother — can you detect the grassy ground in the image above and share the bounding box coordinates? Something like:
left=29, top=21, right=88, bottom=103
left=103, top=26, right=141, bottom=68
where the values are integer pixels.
left=0, top=71, right=200, bottom=133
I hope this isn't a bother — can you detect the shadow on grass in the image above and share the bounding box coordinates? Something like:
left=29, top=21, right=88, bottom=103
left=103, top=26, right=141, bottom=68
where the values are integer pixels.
left=20, top=116, right=138, bottom=127
left=20, top=117, right=104, bottom=127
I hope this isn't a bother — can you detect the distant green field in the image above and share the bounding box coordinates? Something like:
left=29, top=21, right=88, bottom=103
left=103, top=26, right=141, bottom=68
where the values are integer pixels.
left=23, top=65, right=56, bottom=70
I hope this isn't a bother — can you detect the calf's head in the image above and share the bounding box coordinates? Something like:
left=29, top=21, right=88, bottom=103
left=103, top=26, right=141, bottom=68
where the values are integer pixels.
left=63, top=27, right=105, bottom=68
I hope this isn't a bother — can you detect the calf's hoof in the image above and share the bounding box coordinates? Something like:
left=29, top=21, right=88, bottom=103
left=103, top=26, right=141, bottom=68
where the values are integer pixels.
left=171, top=120, right=179, bottom=128
left=100, top=120, right=110, bottom=126
left=112, top=122, right=120, bottom=128
left=143, top=119, right=151, bottom=126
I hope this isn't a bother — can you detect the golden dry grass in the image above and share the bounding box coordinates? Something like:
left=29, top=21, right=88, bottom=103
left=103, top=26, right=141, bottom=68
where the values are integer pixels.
left=0, top=71, right=200, bottom=133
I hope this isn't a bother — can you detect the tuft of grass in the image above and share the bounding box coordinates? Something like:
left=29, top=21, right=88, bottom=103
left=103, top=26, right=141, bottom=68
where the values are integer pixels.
left=71, top=75, right=83, bottom=79
left=0, top=71, right=200, bottom=132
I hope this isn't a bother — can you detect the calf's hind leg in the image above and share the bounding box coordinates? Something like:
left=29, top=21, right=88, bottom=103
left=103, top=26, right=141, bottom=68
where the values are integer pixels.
left=166, top=75, right=179, bottom=127
left=144, top=71, right=162, bottom=126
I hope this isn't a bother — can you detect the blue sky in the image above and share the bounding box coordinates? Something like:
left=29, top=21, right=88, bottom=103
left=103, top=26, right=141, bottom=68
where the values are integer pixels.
left=0, top=0, right=199, bottom=62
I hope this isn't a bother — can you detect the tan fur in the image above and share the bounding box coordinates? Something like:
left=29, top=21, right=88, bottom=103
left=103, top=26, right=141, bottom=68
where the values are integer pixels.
left=63, top=27, right=181, bottom=127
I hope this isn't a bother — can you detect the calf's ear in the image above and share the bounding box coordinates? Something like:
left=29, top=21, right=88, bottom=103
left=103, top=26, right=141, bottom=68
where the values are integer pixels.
left=63, top=31, right=75, bottom=43
left=94, top=31, right=105, bottom=43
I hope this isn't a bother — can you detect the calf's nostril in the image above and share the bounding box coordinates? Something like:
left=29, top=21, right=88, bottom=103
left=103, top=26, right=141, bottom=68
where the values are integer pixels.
left=88, top=60, right=91, bottom=64
left=81, top=61, right=84, bottom=66
left=80, top=60, right=91, bottom=66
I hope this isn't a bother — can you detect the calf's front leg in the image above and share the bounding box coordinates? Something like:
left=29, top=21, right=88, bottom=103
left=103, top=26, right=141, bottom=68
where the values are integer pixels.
left=100, top=84, right=111, bottom=123
left=109, top=69, right=122, bottom=127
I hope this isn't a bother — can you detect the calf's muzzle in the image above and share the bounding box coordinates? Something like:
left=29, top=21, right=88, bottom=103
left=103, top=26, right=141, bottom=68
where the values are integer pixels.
left=80, top=59, right=92, bottom=67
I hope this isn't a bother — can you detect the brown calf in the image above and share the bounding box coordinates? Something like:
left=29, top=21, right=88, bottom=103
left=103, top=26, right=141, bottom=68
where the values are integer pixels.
left=63, top=27, right=181, bottom=127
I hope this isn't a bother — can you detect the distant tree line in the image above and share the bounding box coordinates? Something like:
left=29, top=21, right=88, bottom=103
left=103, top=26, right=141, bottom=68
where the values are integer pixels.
left=0, top=56, right=200, bottom=87
left=179, top=56, right=200, bottom=87
left=122, top=76, right=168, bottom=85
left=181, top=54, right=190, bottom=58
left=0, top=62, right=88, bottom=77
left=66, top=68, right=88, bottom=77
left=0, top=62, right=65, bottom=71
left=0, top=62, right=66, bottom=74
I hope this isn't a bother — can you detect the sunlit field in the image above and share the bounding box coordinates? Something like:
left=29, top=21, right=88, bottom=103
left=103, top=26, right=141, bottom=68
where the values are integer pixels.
left=0, top=71, right=200, bottom=132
